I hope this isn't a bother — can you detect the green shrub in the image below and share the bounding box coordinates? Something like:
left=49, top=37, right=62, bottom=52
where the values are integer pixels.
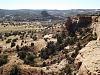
left=60, top=64, right=72, bottom=75
left=16, top=45, right=20, bottom=52
left=10, top=65, right=21, bottom=75
left=32, top=35, right=37, bottom=41
left=40, top=48, right=49, bottom=59
left=24, top=52, right=35, bottom=65
left=92, top=32, right=97, bottom=40
left=57, top=34, right=63, bottom=44
left=6, top=39, right=12, bottom=43
left=12, top=38, right=18, bottom=42
left=40, top=41, right=56, bottom=59
left=0, top=54, right=8, bottom=67
left=18, top=51, right=26, bottom=59
left=66, top=37, right=76, bottom=45
left=5, top=33, right=11, bottom=37
left=11, top=42, right=16, bottom=48
left=18, top=50, right=35, bottom=66
left=31, top=43, right=34, bottom=47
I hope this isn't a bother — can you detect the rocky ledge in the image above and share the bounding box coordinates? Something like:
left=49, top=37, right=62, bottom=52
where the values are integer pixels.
left=75, top=16, right=100, bottom=75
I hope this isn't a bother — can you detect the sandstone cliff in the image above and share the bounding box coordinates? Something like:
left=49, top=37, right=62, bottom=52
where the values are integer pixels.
left=75, top=16, right=100, bottom=75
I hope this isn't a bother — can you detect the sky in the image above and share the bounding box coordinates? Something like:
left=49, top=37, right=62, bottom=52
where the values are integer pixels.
left=0, top=0, right=100, bottom=10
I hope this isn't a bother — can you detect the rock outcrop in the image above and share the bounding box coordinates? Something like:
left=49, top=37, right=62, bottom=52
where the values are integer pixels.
left=18, top=59, right=67, bottom=75
left=75, top=16, right=100, bottom=75
left=65, top=16, right=92, bottom=36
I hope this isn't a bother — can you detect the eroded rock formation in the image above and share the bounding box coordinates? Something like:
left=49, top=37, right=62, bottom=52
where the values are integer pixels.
left=75, top=16, right=100, bottom=75
left=65, top=16, right=92, bottom=36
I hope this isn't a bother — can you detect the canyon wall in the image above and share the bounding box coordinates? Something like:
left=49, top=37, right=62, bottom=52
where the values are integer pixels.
left=75, top=16, right=100, bottom=75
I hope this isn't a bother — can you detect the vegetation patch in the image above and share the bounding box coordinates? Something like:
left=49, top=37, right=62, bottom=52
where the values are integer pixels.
left=0, top=54, right=8, bottom=67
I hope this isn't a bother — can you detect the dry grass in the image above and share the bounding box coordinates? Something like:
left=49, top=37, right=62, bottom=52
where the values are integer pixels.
left=34, top=39, right=46, bottom=52
left=0, top=25, right=44, bottom=33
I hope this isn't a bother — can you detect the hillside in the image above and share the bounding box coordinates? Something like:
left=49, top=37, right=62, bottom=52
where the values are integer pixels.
left=0, top=9, right=99, bottom=21
left=0, top=9, right=99, bottom=75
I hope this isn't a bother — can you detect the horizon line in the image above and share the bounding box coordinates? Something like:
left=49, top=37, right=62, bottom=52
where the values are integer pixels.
left=0, top=8, right=100, bottom=10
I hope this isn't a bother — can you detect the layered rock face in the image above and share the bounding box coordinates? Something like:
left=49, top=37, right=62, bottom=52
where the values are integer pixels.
left=65, top=16, right=92, bottom=36
left=77, top=16, right=92, bottom=27
left=75, top=16, right=100, bottom=75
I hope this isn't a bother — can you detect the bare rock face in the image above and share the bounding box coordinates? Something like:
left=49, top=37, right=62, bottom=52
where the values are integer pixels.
left=92, top=16, right=100, bottom=40
left=77, top=16, right=92, bottom=27
left=20, top=66, right=42, bottom=75
left=65, top=16, right=92, bottom=36
left=75, top=40, right=100, bottom=75
left=75, top=16, right=100, bottom=75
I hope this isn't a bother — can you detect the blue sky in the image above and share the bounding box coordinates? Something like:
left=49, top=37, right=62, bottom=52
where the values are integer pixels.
left=0, top=0, right=100, bottom=10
